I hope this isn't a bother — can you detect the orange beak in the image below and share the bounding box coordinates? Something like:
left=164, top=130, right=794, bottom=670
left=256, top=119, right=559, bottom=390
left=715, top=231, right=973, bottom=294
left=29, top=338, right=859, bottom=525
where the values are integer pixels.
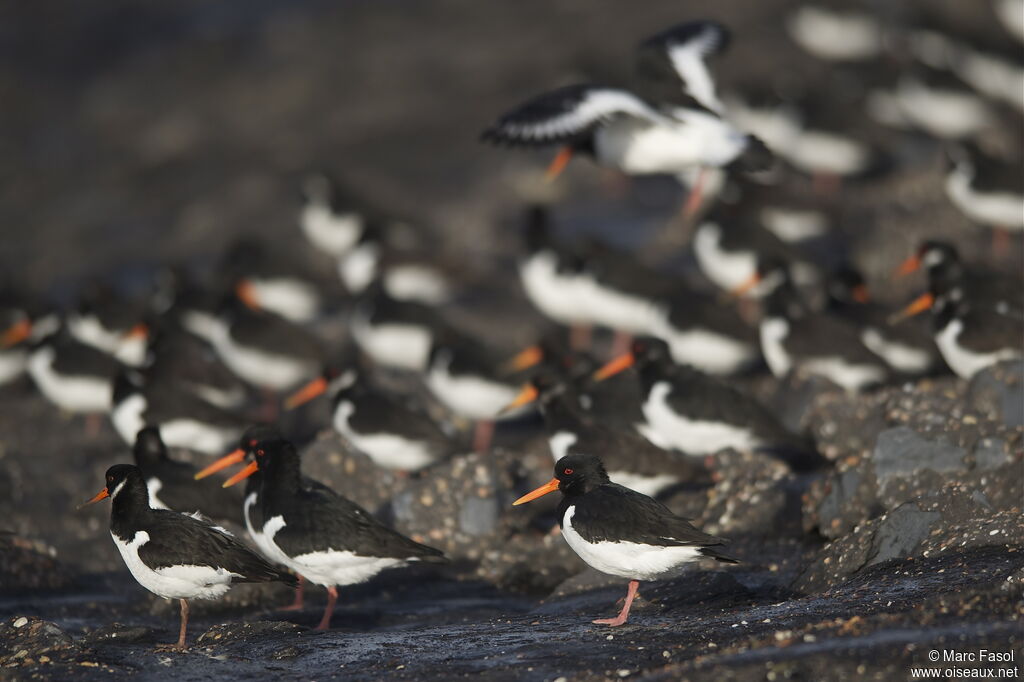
left=123, top=323, right=148, bottom=340
left=894, top=254, right=922, bottom=278
left=852, top=284, right=870, bottom=304
left=889, top=292, right=935, bottom=323
left=223, top=461, right=259, bottom=488
left=79, top=487, right=109, bottom=509
left=1, top=318, right=32, bottom=348
left=513, top=477, right=561, bottom=505
left=285, top=376, right=328, bottom=410
left=545, top=147, right=573, bottom=182
left=731, top=272, right=762, bottom=297
left=235, top=280, right=261, bottom=311
left=194, top=448, right=245, bottom=480
left=500, top=345, right=544, bottom=374
left=593, top=352, right=635, bottom=381
left=499, top=383, right=539, bottom=415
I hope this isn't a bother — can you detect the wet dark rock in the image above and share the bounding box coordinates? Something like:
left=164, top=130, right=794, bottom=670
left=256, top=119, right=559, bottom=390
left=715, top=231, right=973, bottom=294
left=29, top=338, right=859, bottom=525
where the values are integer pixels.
left=196, top=621, right=303, bottom=647
left=768, top=372, right=846, bottom=435
left=0, top=617, right=78, bottom=668
left=81, top=623, right=153, bottom=646
left=699, top=450, right=799, bottom=537
left=0, top=534, right=76, bottom=593
left=967, top=360, right=1024, bottom=428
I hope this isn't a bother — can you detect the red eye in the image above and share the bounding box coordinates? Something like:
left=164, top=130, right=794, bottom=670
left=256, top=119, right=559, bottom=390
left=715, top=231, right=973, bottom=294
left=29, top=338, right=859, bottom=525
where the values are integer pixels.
left=249, top=439, right=257, bottom=446
left=257, top=449, right=265, bottom=456
left=563, top=468, right=573, bottom=475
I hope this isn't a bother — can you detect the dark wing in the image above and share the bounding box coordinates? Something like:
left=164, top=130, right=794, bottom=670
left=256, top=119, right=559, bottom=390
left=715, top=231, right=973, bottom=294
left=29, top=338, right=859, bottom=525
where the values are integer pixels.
left=273, top=486, right=444, bottom=562
left=635, top=21, right=730, bottom=112
left=145, top=460, right=245, bottom=525
left=51, top=337, right=121, bottom=378
left=787, top=315, right=892, bottom=369
left=956, top=308, right=1024, bottom=354
left=566, top=484, right=730, bottom=549
left=482, top=84, right=663, bottom=147
left=142, top=384, right=249, bottom=428
left=664, top=290, right=758, bottom=341
left=139, top=510, right=295, bottom=584
left=573, top=426, right=712, bottom=485
left=229, top=308, right=323, bottom=360
left=346, top=390, right=452, bottom=449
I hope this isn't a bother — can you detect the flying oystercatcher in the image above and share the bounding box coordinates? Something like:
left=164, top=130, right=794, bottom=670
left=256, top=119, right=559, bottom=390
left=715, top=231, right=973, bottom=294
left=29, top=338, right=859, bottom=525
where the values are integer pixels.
left=210, top=433, right=446, bottom=630
left=286, top=363, right=457, bottom=472
left=81, top=464, right=296, bottom=650
left=514, top=454, right=737, bottom=626
left=593, top=337, right=820, bottom=469
left=132, top=427, right=243, bottom=525
left=482, top=21, right=771, bottom=216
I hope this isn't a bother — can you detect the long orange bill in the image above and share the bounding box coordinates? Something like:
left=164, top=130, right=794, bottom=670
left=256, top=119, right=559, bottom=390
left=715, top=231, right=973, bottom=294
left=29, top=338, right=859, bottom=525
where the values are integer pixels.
left=498, top=384, right=538, bottom=415
left=122, top=323, right=148, bottom=340
left=894, top=254, right=922, bottom=278
left=223, top=461, right=259, bottom=488
left=852, top=284, right=870, bottom=304
left=78, top=487, right=109, bottom=510
left=730, top=273, right=761, bottom=297
left=235, top=280, right=261, bottom=311
left=194, top=449, right=245, bottom=480
left=513, top=478, right=561, bottom=506
left=545, top=147, right=573, bottom=181
left=889, top=293, right=935, bottom=324
left=593, top=353, right=635, bottom=381
left=1, top=319, right=32, bottom=348
left=500, top=345, right=544, bottom=374
left=285, top=376, right=328, bottom=410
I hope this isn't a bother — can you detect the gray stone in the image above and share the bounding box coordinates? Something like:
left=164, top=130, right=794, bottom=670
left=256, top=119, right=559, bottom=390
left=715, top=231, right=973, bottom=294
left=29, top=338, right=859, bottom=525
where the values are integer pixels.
left=867, top=505, right=940, bottom=566
left=872, top=427, right=966, bottom=487
left=967, top=360, right=1024, bottom=428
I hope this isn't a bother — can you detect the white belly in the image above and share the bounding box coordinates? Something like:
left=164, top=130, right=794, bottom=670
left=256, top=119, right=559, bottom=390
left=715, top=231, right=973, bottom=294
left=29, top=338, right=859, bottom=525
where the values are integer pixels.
left=935, top=319, right=1021, bottom=379
left=561, top=507, right=701, bottom=581
left=786, top=7, right=882, bottom=61
left=28, top=347, right=112, bottom=413
left=642, top=382, right=759, bottom=455
left=898, top=82, right=993, bottom=139
left=519, top=252, right=591, bottom=326
left=426, top=367, right=518, bottom=420
left=861, top=328, right=934, bottom=374
left=693, top=222, right=757, bottom=291
left=0, top=349, right=27, bottom=386
left=597, top=113, right=744, bottom=174
left=160, top=419, right=240, bottom=456
left=334, top=402, right=437, bottom=471
left=651, top=317, right=757, bottom=375
left=802, top=356, right=887, bottom=392
left=384, top=266, right=451, bottom=304
left=112, top=530, right=240, bottom=600
left=946, top=170, right=1024, bottom=229
left=111, top=394, right=147, bottom=444
left=211, top=326, right=315, bottom=390
left=248, top=278, right=320, bottom=323
left=759, top=317, right=793, bottom=378
left=301, top=206, right=362, bottom=257
left=786, top=130, right=870, bottom=176
left=352, top=319, right=432, bottom=371
left=582, top=283, right=664, bottom=334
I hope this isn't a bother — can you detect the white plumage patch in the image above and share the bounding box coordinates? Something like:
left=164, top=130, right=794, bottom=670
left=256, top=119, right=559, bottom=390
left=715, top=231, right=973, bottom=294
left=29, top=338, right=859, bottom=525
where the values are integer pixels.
left=0, top=349, right=27, bottom=386
left=338, top=243, right=379, bottom=295
left=111, top=530, right=241, bottom=601
left=649, top=318, right=757, bottom=375
left=547, top=431, right=578, bottom=461
left=895, top=79, right=993, bottom=139
left=519, top=251, right=592, bottom=327
left=693, top=222, right=757, bottom=292
left=352, top=318, right=432, bottom=371
left=861, top=328, right=934, bottom=374
left=247, top=278, right=321, bottom=323
left=67, top=315, right=146, bottom=367
left=27, top=347, right=112, bottom=413
left=111, top=393, right=146, bottom=445
left=642, top=382, right=759, bottom=455
left=662, top=25, right=726, bottom=112
left=384, top=266, right=452, bottom=304
left=760, top=207, right=829, bottom=243
left=786, top=6, right=883, bottom=62
left=786, top=129, right=870, bottom=176
left=426, top=359, right=519, bottom=420
left=946, top=166, right=1024, bottom=230
left=333, top=402, right=437, bottom=471
left=935, top=319, right=1021, bottom=379
left=498, top=88, right=663, bottom=142
left=301, top=206, right=363, bottom=258
left=561, top=507, right=702, bottom=581
left=146, top=478, right=169, bottom=511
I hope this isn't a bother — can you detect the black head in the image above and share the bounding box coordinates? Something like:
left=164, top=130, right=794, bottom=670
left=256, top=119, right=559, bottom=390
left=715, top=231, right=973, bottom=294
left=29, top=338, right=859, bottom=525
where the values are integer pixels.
left=132, top=427, right=167, bottom=466
left=81, top=464, right=148, bottom=509
left=239, top=424, right=284, bottom=455
left=524, top=205, right=553, bottom=253
left=917, top=241, right=959, bottom=270
left=826, top=266, right=869, bottom=306
left=530, top=371, right=568, bottom=405
left=112, top=368, right=145, bottom=404
left=552, top=454, right=610, bottom=496
left=630, top=336, right=672, bottom=368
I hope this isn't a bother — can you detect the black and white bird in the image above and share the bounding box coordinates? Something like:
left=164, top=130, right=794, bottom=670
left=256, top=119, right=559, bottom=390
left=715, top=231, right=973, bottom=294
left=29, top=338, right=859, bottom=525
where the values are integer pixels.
left=944, top=143, right=1024, bottom=235
left=299, top=173, right=371, bottom=259
left=144, top=320, right=249, bottom=409
left=594, top=337, right=820, bottom=469
left=350, top=287, right=445, bottom=371
left=81, top=464, right=296, bottom=650
left=222, top=239, right=327, bottom=324
left=785, top=4, right=884, bottom=63
left=132, top=427, right=243, bottom=525
left=111, top=369, right=248, bottom=455
left=738, top=260, right=892, bottom=392
left=0, top=291, right=36, bottom=387
left=67, top=285, right=149, bottom=367
left=505, top=373, right=711, bottom=496
left=215, top=434, right=446, bottom=630
left=27, top=324, right=120, bottom=416
left=286, top=363, right=458, bottom=472
left=482, top=21, right=770, bottom=213
left=513, top=454, right=737, bottom=626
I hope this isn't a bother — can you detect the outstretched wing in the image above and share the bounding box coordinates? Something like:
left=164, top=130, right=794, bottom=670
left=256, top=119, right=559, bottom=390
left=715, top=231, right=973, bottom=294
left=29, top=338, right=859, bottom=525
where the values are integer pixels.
left=636, top=21, right=731, bottom=113
left=481, top=84, right=663, bottom=146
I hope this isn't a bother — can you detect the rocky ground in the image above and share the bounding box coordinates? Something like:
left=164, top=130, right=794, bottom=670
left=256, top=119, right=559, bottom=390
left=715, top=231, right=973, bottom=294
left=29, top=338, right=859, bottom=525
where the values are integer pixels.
left=2, top=0, right=1023, bottom=680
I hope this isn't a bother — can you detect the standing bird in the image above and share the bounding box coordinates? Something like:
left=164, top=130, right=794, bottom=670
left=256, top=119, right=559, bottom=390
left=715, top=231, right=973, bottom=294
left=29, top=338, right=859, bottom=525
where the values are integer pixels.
left=944, top=143, right=1024, bottom=253
left=514, top=454, right=737, bottom=626
left=81, top=464, right=295, bottom=650
left=212, top=434, right=446, bottom=630
left=132, top=427, right=243, bottom=525
left=482, top=21, right=770, bottom=216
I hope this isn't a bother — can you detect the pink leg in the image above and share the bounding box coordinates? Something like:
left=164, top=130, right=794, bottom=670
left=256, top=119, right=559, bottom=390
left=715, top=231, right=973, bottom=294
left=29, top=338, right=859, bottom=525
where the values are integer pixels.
left=279, top=575, right=305, bottom=611
left=593, top=580, right=639, bottom=627
left=569, top=325, right=593, bottom=352
left=315, top=586, right=338, bottom=631
left=156, top=599, right=189, bottom=651
left=609, top=331, right=633, bottom=359
left=682, top=168, right=707, bottom=219
left=85, top=414, right=103, bottom=438
left=473, top=420, right=495, bottom=454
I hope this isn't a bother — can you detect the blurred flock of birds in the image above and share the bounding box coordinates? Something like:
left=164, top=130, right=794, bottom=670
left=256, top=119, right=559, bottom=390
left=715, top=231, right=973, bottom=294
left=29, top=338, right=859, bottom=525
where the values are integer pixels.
left=2, top=0, right=1022, bottom=651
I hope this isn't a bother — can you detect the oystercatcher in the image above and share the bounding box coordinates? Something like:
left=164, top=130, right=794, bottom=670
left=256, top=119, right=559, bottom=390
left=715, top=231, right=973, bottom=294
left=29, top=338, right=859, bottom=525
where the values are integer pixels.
left=895, top=241, right=1023, bottom=318
left=299, top=173, right=369, bottom=259
left=132, top=427, right=243, bottom=524
left=506, top=373, right=710, bottom=496
left=737, top=260, right=892, bottom=392
left=868, top=64, right=995, bottom=140
left=222, top=239, right=326, bottom=324
left=482, top=21, right=771, bottom=214
left=350, top=286, right=445, bottom=371
left=426, top=330, right=523, bottom=452
left=0, top=293, right=35, bottom=386
left=944, top=143, right=1024, bottom=243
left=217, top=434, right=446, bottom=630
left=593, top=337, right=819, bottom=468
left=144, top=320, right=249, bottom=409
left=286, top=363, right=457, bottom=471
left=514, top=454, right=736, bottom=626
left=825, top=267, right=941, bottom=376
left=785, top=4, right=884, bottom=63
left=82, top=464, right=296, bottom=650
left=338, top=221, right=453, bottom=305
left=67, top=284, right=149, bottom=367
left=111, top=369, right=248, bottom=455
left=27, top=325, right=119, bottom=416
